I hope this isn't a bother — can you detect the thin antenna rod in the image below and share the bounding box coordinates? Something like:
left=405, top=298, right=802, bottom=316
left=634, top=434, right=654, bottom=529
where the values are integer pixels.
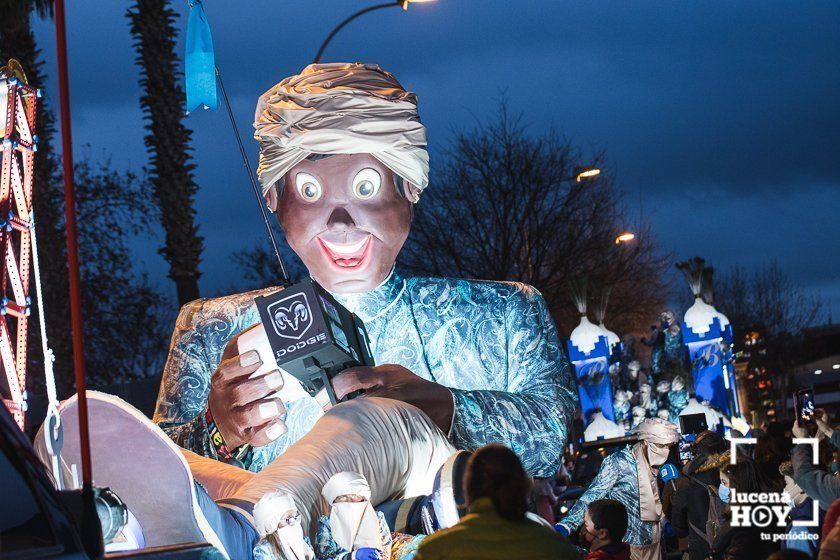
left=215, top=67, right=290, bottom=286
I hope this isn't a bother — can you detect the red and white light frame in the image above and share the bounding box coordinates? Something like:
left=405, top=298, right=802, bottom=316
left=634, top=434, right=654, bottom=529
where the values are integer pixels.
left=0, top=69, right=38, bottom=430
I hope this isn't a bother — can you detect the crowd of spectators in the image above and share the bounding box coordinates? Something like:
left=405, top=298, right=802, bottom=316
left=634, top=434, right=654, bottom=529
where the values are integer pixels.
left=404, top=408, right=840, bottom=559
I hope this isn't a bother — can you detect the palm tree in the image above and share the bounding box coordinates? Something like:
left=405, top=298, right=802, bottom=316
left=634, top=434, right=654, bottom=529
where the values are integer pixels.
left=127, top=0, right=203, bottom=305
left=0, top=0, right=75, bottom=397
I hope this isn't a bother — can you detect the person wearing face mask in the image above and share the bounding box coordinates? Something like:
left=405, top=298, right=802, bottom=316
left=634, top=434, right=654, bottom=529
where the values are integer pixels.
left=710, top=455, right=777, bottom=560
left=778, top=461, right=825, bottom=557
left=254, top=492, right=315, bottom=560
left=315, top=472, right=391, bottom=560
left=557, top=418, right=679, bottom=560
left=582, top=500, right=631, bottom=560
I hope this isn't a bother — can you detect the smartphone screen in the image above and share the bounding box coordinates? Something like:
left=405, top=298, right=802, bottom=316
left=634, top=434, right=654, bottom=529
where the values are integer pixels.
left=679, top=440, right=693, bottom=464
left=796, top=389, right=816, bottom=424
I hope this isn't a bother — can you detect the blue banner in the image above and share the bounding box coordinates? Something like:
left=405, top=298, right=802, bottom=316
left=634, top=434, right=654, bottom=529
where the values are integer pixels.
left=575, top=357, right=615, bottom=422
left=689, top=340, right=730, bottom=416
left=186, top=1, right=218, bottom=112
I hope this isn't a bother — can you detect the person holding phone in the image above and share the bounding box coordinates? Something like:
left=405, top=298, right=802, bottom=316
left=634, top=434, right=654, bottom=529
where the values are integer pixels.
left=791, top=409, right=840, bottom=510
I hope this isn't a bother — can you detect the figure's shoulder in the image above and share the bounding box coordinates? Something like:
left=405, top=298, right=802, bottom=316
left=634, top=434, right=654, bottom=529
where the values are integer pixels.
left=404, top=275, right=542, bottom=306
left=174, top=286, right=282, bottom=330
left=600, top=447, right=631, bottom=468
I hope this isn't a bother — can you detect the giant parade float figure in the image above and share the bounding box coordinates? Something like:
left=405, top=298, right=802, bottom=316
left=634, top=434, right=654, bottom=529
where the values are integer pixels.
left=35, top=61, right=579, bottom=559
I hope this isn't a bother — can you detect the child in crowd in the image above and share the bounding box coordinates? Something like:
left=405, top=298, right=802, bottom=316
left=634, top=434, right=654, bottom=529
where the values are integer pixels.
left=583, top=499, right=630, bottom=560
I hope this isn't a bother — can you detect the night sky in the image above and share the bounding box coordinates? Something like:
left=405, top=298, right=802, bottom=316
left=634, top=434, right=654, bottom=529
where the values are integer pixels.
left=32, top=1, right=840, bottom=321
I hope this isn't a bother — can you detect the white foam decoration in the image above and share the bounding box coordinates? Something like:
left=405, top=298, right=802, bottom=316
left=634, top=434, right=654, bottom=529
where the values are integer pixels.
left=678, top=398, right=721, bottom=433
left=584, top=412, right=625, bottom=442
left=570, top=316, right=605, bottom=355
left=683, top=297, right=720, bottom=335
left=716, top=309, right=730, bottom=330
left=598, top=323, right=620, bottom=350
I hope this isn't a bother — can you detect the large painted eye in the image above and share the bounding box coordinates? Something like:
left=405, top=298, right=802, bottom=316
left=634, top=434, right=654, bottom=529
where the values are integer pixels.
left=352, top=168, right=381, bottom=200
left=295, top=172, right=322, bottom=202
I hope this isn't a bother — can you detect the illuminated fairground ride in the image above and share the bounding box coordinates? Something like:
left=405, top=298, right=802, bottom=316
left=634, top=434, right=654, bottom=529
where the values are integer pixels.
left=0, top=60, right=39, bottom=430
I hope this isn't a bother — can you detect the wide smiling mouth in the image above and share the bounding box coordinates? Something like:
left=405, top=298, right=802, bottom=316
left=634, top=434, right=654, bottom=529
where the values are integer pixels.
left=317, top=234, right=373, bottom=269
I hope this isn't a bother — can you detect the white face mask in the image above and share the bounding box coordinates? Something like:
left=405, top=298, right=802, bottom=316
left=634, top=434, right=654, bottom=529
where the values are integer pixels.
left=276, top=521, right=312, bottom=560
left=329, top=501, right=381, bottom=551
left=646, top=444, right=670, bottom=467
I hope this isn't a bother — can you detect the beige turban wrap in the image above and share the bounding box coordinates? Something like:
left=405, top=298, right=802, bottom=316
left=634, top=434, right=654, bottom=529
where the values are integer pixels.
left=632, top=417, right=679, bottom=533
left=254, top=62, right=429, bottom=197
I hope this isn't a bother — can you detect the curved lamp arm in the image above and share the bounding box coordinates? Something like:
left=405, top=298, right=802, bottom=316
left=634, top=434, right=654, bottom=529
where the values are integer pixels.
left=313, top=2, right=400, bottom=64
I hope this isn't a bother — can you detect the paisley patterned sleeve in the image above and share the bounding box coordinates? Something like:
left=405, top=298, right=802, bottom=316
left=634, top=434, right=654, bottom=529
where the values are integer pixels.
left=152, top=299, right=216, bottom=457
left=560, top=451, right=623, bottom=531
left=448, top=284, right=578, bottom=478
left=314, top=516, right=352, bottom=560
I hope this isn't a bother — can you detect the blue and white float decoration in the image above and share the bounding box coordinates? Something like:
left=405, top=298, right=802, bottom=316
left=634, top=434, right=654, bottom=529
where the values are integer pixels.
left=677, top=258, right=739, bottom=417
left=584, top=411, right=625, bottom=442
left=567, top=280, right=616, bottom=423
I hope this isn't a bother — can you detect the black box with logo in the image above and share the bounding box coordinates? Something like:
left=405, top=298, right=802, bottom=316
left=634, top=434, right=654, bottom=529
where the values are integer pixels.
left=254, top=278, right=374, bottom=405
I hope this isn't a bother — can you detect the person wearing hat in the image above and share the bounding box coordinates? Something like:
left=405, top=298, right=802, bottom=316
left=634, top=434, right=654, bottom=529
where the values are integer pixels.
left=557, top=418, right=679, bottom=560
left=253, top=492, right=314, bottom=560
left=315, top=472, right=391, bottom=560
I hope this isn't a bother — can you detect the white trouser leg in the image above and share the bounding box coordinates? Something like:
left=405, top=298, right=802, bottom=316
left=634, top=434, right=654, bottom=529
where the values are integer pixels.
left=218, top=397, right=455, bottom=535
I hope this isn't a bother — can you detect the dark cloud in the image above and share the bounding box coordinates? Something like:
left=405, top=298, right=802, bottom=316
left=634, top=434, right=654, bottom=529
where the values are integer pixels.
left=32, top=0, right=840, bottom=317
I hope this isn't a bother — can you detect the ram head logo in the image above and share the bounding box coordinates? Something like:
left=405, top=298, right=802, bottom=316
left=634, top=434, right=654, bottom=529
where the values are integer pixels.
left=268, top=293, right=313, bottom=340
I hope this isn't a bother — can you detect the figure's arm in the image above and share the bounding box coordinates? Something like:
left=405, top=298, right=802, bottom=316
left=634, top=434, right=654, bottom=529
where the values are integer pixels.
left=315, top=517, right=352, bottom=560
left=557, top=452, right=622, bottom=532
left=153, top=299, right=217, bottom=457
left=449, top=284, right=579, bottom=477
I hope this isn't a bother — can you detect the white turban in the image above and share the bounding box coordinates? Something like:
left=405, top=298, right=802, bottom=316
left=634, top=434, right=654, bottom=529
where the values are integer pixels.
left=322, top=471, right=372, bottom=504
left=253, top=491, right=297, bottom=536
left=254, top=62, right=429, bottom=197
left=635, top=417, right=680, bottom=445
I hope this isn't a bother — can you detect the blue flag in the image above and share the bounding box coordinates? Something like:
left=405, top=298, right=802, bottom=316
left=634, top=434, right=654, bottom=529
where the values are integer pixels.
left=185, top=1, right=218, bottom=112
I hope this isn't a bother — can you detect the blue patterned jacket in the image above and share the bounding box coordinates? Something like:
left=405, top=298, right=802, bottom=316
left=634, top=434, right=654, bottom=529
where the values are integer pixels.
left=559, top=446, right=654, bottom=545
left=153, top=271, right=578, bottom=477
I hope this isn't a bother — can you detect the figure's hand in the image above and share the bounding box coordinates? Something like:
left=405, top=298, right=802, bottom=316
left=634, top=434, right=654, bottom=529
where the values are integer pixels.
left=207, top=338, right=287, bottom=449
left=353, top=548, right=384, bottom=560
left=792, top=419, right=808, bottom=439
left=331, top=364, right=455, bottom=433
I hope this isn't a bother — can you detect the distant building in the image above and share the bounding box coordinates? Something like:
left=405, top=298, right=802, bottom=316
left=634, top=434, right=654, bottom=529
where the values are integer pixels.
left=789, top=323, right=840, bottom=419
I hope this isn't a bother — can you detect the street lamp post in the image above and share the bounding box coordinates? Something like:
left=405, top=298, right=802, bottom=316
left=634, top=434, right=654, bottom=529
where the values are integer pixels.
left=313, top=0, right=434, bottom=64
